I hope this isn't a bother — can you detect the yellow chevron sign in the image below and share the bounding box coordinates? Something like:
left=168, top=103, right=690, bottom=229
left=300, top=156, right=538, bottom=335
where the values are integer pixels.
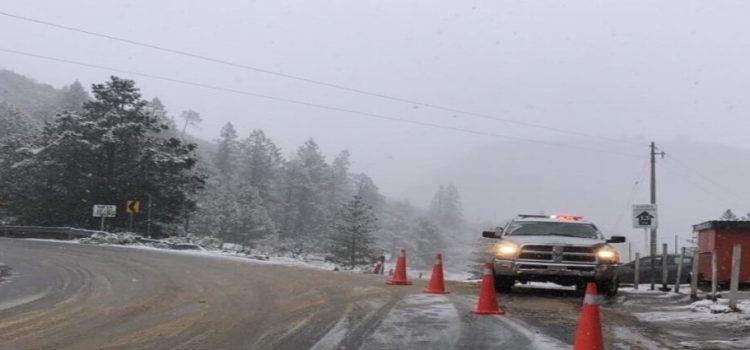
left=126, top=200, right=140, bottom=214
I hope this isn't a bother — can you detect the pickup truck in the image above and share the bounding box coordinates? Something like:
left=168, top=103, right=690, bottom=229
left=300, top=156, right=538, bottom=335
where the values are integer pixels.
left=482, top=214, right=626, bottom=296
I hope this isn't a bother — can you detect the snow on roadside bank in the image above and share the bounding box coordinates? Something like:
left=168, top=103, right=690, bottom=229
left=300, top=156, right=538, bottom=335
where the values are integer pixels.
left=633, top=297, right=750, bottom=323
left=24, top=232, right=479, bottom=280
left=617, top=287, right=750, bottom=348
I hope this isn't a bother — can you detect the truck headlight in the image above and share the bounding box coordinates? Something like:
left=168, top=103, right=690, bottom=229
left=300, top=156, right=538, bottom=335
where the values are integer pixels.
left=596, top=247, right=619, bottom=263
left=494, top=242, right=518, bottom=257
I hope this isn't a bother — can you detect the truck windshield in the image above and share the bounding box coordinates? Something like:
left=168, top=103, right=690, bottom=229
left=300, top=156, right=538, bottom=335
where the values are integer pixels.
left=505, top=221, right=602, bottom=239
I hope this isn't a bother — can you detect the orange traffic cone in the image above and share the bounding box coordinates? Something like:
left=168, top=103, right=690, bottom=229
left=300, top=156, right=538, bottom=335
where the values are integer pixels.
left=386, top=249, right=413, bottom=285
left=473, top=262, right=504, bottom=315
left=423, top=253, right=449, bottom=294
left=573, top=282, right=603, bottom=350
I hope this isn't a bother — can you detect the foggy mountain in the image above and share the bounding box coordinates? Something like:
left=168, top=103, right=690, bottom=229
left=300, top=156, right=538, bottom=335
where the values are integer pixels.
left=403, top=138, right=750, bottom=259
left=0, top=69, right=84, bottom=124
left=0, top=69, right=216, bottom=154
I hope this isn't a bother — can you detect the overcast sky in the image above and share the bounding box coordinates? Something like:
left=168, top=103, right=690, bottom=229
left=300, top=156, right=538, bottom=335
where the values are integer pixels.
left=1, top=1, right=749, bottom=245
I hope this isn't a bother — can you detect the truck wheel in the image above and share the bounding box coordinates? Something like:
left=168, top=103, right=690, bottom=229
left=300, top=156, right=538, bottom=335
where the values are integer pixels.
left=598, top=275, right=619, bottom=297
left=575, top=282, right=590, bottom=296
left=494, top=275, right=514, bottom=292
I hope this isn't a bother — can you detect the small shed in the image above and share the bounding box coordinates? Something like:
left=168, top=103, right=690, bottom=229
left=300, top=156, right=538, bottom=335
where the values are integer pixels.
left=693, top=220, right=750, bottom=283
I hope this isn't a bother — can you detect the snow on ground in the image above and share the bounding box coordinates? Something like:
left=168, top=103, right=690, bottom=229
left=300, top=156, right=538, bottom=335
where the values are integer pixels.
left=612, top=327, right=664, bottom=350
left=619, top=284, right=685, bottom=296
left=361, top=294, right=461, bottom=350
left=403, top=267, right=474, bottom=283
left=618, top=287, right=750, bottom=349
left=633, top=298, right=750, bottom=323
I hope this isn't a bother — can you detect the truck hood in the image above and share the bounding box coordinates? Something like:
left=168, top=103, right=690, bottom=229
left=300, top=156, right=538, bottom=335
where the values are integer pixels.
left=502, top=235, right=605, bottom=247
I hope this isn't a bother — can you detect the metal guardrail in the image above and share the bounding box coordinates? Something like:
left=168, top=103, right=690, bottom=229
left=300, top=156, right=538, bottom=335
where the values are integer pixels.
left=0, top=225, right=101, bottom=239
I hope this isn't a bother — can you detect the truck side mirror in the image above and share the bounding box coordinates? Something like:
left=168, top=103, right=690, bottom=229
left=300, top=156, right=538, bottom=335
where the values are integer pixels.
left=482, top=231, right=498, bottom=238
left=607, top=236, right=626, bottom=243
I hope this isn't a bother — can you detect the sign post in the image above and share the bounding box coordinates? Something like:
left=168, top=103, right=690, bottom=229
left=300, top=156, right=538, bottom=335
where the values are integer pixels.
left=126, top=200, right=140, bottom=233
left=633, top=204, right=658, bottom=290
left=93, top=205, right=117, bottom=232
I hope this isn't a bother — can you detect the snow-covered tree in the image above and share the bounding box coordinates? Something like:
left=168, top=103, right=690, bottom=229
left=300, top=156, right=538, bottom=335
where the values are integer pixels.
left=413, top=218, right=446, bottom=267
left=328, top=195, right=378, bottom=268
left=146, top=97, right=178, bottom=132
left=330, top=150, right=353, bottom=208
left=353, top=173, right=385, bottom=214
left=238, top=129, right=283, bottom=215
left=278, top=139, right=332, bottom=238
left=57, top=80, right=89, bottom=114
left=429, top=183, right=463, bottom=229
left=192, top=182, right=275, bottom=243
left=2, top=76, right=204, bottom=232
left=214, top=122, right=239, bottom=181
left=0, top=102, right=34, bottom=139
left=720, top=209, right=738, bottom=221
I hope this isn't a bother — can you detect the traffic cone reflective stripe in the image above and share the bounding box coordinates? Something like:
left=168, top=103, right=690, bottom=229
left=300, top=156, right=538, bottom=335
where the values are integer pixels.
left=582, top=293, right=599, bottom=305
left=386, top=249, right=412, bottom=285
left=424, top=253, right=449, bottom=294
left=473, top=262, right=505, bottom=315
left=573, top=282, right=604, bottom=350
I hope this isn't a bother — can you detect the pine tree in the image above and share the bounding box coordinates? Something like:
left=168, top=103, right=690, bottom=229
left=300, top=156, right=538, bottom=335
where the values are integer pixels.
left=2, top=76, right=204, bottom=232
left=330, top=150, right=353, bottom=204
left=353, top=173, right=385, bottom=214
left=214, top=122, right=239, bottom=181
left=429, top=185, right=445, bottom=220
left=328, top=195, right=378, bottom=268
left=192, top=181, right=275, bottom=243
left=413, top=218, right=446, bottom=268
left=239, top=129, right=283, bottom=212
left=0, top=102, right=34, bottom=139
left=428, top=184, right=463, bottom=229
left=720, top=209, right=738, bottom=221
left=146, top=97, right=178, bottom=132
left=179, top=109, right=202, bottom=138
left=442, top=184, right=463, bottom=228
left=57, top=80, right=89, bottom=114
left=278, top=139, right=332, bottom=239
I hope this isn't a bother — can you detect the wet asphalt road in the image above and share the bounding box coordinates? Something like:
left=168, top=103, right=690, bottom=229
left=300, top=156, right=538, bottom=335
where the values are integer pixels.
left=0, top=238, right=662, bottom=349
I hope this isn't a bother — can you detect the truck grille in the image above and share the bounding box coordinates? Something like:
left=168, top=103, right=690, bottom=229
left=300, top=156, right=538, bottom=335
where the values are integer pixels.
left=518, top=245, right=596, bottom=263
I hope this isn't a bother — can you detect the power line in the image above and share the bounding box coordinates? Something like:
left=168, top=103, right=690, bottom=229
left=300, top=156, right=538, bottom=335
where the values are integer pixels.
left=663, top=156, right=750, bottom=203
left=0, top=10, right=644, bottom=147
left=610, top=160, right=649, bottom=232
left=0, top=47, right=642, bottom=159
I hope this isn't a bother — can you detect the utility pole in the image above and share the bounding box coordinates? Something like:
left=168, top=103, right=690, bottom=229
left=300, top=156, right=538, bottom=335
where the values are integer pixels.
left=649, top=141, right=665, bottom=290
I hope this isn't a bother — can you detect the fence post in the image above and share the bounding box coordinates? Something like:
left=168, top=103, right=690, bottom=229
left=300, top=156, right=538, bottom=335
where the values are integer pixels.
left=634, top=252, right=640, bottom=290
left=711, top=250, right=718, bottom=302
left=729, top=244, right=742, bottom=311
left=690, top=248, right=699, bottom=300
left=660, top=243, right=669, bottom=291
left=674, top=247, right=686, bottom=293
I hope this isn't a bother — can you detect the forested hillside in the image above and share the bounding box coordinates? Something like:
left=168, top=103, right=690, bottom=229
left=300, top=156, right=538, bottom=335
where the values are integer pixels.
left=0, top=72, right=472, bottom=269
